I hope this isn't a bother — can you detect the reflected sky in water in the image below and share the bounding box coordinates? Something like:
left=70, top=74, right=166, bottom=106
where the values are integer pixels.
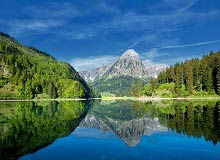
left=0, top=100, right=220, bottom=160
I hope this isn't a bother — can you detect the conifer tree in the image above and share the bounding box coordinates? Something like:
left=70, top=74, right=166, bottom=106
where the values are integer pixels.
left=130, top=82, right=138, bottom=97
left=47, top=82, right=56, bottom=99
left=138, top=79, right=143, bottom=97
left=184, top=61, right=193, bottom=94
left=215, top=54, right=220, bottom=95
left=0, top=71, right=3, bottom=87
left=174, top=64, right=182, bottom=95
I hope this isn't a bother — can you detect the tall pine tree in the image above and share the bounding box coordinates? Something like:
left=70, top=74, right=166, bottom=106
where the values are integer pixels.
left=215, top=54, right=220, bottom=95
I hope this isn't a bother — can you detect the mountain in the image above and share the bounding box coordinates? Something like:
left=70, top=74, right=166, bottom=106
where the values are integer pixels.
left=79, top=49, right=168, bottom=82
left=0, top=31, right=93, bottom=99
left=79, top=49, right=168, bottom=96
left=142, top=59, right=168, bottom=78
left=91, top=75, right=142, bottom=96
left=101, top=49, right=147, bottom=79
left=79, top=64, right=107, bottom=83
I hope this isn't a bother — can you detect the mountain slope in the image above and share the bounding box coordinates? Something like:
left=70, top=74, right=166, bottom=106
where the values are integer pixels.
left=0, top=31, right=93, bottom=99
left=79, top=65, right=107, bottom=83
left=79, top=49, right=168, bottom=82
left=101, top=49, right=146, bottom=79
left=79, top=49, right=167, bottom=96
left=142, top=59, right=168, bottom=78
left=92, top=75, right=145, bottom=96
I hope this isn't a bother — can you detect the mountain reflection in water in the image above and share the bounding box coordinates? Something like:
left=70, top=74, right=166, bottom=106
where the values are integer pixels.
left=0, top=100, right=220, bottom=160
left=74, top=100, right=220, bottom=146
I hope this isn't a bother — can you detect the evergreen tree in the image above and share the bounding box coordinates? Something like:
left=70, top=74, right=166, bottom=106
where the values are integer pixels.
left=138, top=79, right=143, bottom=97
left=0, top=32, right=92, bottom=99
left=174, top=64, right=182, bottom=95
left=184, top=61, right=193, bottom=94
left=150, top=78, right=157, bottom=93
left=0, top=71, right=3, bottom=87
left=47, top=82, right=57, bottom=99
left=215, top=54, right=220, bottom=95
left=130, top=82, right=138, bottom=97
left=143, top=84, right=153, bottom=96
left=192, top=59, right=201, bottom=91
left=169, top=66, right=175, bottom=82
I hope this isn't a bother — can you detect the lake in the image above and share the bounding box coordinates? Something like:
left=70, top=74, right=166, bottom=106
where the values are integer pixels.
left=0, top=100, right=220, bottom=160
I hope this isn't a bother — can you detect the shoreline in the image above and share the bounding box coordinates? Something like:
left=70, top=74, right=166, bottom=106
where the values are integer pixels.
left=0, top=98, right=87, bottom=102
left=0, top=96, right=220, bottom=102
left=137, top=96, right=220, bottom=101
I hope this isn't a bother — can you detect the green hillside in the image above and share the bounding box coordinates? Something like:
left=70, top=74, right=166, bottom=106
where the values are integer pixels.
left=91, top=75, right=148, bottom=97
left=0, top=31, right=93, bottom=99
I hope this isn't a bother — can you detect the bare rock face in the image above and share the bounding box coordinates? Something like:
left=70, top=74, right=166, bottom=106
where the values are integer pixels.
left=79, top=49, right=168, bottom=82
left=102, top=49, right=146, bottom=79
left=79, top=65, right=107, bottom=83
left=142, top=59, right=168, bottom=78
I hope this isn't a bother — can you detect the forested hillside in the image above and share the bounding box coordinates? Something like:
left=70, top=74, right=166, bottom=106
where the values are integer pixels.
left=0, top=31, right=93, bottom=99
left=144, top=51, right=220, bottom=97
left=92, top=75, right=148, bottom=97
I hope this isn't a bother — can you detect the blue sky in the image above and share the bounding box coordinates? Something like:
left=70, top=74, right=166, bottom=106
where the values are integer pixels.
left=0, top=0, right=220, bottom=70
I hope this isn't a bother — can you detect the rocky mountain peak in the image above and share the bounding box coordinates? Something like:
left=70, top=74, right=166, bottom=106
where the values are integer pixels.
left=120, top=49, right=139, bottom=59
left=101, top=49, right=145, bottom=78
left=79, top=49, right=168, bottom=82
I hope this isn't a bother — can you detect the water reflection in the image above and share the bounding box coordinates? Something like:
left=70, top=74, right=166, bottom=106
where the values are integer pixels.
left=77, top=100, right=220, bottom=146
left=0, top=100, right=220, bottom=160
left=0, top=101, right=89, bottom=160
left=79, top=100, right=167, bottom=146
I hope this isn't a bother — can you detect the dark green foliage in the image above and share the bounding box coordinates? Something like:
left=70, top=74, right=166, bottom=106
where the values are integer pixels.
left=91, top=100, right=220, bottom=145
left=137, top=79, right=143, bottom=97
left=47, top=82, right=57, bottom=99
left=28, top=46, right=53, bottom=58
left=0, top=101, right=89, bottom=160
left=154, top=51, right=220, bottom=96
left=131, top=81, right=138, bottom=97
left=0, top=71, right=3, bottom=87
left=0, top=31, right=16, bottom=41
left=92, top=75, right=148, bottom=97
left=149, top=78, right=157, bottom=93
left=215, top=54, right=220, bottom=95
left=143, top=84, right=153, bottom=96
left=173, top=63, right=182, bottom=95
left=0, top=31, right=92, bottom=99
left=184, top=61, right=193, bottom=94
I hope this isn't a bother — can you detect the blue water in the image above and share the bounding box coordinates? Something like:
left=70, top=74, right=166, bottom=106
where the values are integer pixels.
left=1, top=100, right=220, bottom=160
left=20, top=128, right=220, bottom=160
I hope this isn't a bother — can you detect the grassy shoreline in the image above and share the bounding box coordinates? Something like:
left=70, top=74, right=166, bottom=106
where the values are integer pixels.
left=0, top=96, right=220, bottom=102
left=99, top=96, right=220, bottom=101
left=0, top=98, right=87, bottom=102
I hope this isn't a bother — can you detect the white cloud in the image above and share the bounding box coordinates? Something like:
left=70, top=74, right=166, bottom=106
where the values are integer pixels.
left=159, top=54, right=205, bottom=65
left=141, top=48, right=170, bottom=60
left=163, top=0, right=199, bottom=11
left=25, top=2, right=79, bottom=19
left=165, top=56, right=199, bottom=64
left=157, top=39, right=220, bottom=49
left=8, top=19, right=65, bottom=36
left=2, top=0, right=219, bottom=50
left=70, top=55, right=119, bottom=71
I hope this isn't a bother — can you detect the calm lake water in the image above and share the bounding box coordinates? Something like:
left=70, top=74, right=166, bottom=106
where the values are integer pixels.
left=0, top=100, right=220, bottom=160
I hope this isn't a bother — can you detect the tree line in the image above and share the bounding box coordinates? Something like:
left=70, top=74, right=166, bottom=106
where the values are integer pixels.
left=131, top=51, right=220, bottom=97
left=157, top=51, right=220, bottom=96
